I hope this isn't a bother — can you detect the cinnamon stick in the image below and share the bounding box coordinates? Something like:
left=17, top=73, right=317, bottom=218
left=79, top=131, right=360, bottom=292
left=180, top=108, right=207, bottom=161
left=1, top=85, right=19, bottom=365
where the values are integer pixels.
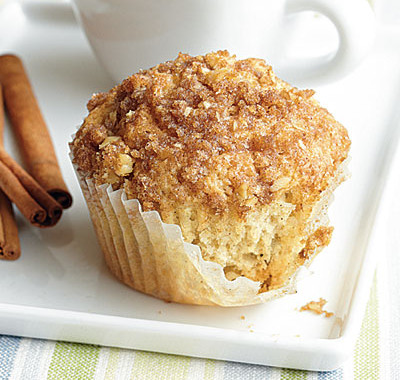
left=0, top=85, right=20, bottom=260
left=0, top=190, right=20, bottom=260
left=0, top=147, right=62, bottom=227
left=0, top=84, right=5, bottom=147
left=0, top=159, right=48, bottom=226
left=0, top=54, right=72, bottom=209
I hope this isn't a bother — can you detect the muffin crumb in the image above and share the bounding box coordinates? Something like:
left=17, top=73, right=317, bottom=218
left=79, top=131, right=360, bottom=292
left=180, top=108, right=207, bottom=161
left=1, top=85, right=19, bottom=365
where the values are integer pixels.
left=300, top=298, right=334, bottom=318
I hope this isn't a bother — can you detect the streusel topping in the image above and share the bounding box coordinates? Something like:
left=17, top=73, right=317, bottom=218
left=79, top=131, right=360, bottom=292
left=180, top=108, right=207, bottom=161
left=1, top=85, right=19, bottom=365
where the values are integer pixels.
left=71, top=51, right=350, bottom=217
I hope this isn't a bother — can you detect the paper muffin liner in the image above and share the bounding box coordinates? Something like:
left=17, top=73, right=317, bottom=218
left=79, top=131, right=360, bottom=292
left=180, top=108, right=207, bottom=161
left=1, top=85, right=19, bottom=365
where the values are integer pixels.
left=73, top=171, right=305, bottom=306
left=72, top=155, right=348, bottom=306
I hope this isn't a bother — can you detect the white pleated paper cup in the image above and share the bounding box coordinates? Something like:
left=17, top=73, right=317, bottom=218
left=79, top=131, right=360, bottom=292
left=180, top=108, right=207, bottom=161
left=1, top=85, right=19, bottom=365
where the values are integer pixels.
left=74, top=166, right=304, bottom=306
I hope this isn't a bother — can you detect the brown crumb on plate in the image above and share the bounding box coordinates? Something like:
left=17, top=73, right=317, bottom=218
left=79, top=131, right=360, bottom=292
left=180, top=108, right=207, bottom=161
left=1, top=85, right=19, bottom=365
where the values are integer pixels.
left=300, top=298, right=333, bottom=318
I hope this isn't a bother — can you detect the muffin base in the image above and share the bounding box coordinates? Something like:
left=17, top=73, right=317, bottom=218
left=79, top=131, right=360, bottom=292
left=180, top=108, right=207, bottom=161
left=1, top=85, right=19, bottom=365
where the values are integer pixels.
left=73, top=159, right=347, bottom=306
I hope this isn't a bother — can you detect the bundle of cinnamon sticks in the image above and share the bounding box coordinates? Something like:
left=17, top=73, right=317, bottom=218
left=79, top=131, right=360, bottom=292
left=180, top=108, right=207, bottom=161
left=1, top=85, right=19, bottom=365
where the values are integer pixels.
left=0, top=54, right=72, bottom=260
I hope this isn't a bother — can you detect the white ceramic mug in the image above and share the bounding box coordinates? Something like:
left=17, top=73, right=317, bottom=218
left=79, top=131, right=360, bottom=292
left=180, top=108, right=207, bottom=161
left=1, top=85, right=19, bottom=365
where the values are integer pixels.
left=72, top=0, right=375, bottom=86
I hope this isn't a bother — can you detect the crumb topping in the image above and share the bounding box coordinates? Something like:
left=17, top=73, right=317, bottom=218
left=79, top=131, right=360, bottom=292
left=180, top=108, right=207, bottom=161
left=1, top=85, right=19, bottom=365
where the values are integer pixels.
left=71, top=51, right=350, bottom=217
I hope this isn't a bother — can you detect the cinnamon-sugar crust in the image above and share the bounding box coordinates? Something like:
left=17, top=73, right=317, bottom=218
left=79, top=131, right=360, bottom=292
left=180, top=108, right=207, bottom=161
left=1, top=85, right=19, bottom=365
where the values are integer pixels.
left=71, top=51, right=350, bottom=220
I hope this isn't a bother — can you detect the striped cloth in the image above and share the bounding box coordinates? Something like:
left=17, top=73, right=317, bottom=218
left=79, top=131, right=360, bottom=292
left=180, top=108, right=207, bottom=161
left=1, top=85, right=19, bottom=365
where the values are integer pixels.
left=0, top=272, right=383, bottom=380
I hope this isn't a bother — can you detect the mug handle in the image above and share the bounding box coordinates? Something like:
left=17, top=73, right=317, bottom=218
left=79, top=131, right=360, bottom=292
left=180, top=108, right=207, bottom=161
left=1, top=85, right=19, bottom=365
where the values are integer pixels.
left=280, top=0, right=376, bottom=86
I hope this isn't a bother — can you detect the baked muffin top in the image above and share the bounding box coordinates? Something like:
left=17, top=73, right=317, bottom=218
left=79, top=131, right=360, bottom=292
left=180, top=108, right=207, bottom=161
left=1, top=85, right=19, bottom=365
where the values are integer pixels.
left=71, top=51, right=350, bottom=217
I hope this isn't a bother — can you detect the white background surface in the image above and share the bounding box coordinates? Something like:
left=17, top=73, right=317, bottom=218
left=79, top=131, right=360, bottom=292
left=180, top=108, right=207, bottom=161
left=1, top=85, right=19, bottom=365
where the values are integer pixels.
left=0, top=0, right=399, bottom=371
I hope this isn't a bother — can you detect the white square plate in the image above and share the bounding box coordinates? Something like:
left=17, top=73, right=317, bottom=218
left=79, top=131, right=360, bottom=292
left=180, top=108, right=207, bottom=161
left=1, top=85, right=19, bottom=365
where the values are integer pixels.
left=0, top=1, right=399, bottom=371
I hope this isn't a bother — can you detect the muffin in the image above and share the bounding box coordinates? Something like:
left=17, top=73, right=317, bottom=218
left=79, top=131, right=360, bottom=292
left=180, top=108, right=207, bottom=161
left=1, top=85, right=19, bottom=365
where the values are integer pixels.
left=70, top=51, right=350, bottom=306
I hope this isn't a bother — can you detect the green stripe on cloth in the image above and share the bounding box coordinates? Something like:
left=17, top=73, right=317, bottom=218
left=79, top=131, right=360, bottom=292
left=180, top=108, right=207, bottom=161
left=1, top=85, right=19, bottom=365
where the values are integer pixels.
left=354, top=274, right=380, bottom=379
left=130, top=351, right=190, bottom=380
left=280, top=369, right=307, bottom=379
left=47, top=342, right=100, bottom=380
left=105, top=347, right=121, bottom=378
left=204, top=359, right=216, bottom=379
